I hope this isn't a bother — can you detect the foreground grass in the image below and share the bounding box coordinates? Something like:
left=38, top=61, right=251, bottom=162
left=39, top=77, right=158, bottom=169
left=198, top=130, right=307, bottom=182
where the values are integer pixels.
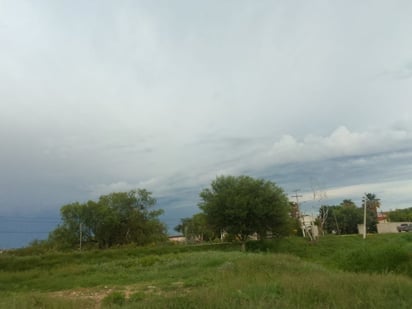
left=1, top=234, right=412, bottom=308
left=248, top=232, right=412, bottom=276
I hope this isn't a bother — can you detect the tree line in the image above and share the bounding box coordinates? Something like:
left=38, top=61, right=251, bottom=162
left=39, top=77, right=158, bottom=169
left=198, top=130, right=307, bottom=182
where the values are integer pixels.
left=176, top=184, right=387, bottom=242
left=317, top=197, right=378, bottom=235
left=46, top=175, right=293, bottom=250
left=387, top=207, right=412, bottom=222
left=43, top=174, right=407, bottom=250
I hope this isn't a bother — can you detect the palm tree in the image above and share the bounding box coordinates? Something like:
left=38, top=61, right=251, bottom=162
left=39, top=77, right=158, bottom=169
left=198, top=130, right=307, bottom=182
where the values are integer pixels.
left=364, top=193, right=380, bottom=233
left=365, top=193, right=380, bottom=215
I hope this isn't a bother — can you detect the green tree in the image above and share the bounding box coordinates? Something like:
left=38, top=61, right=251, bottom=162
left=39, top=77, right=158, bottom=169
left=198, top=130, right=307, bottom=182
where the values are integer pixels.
left=48, top=189, right=167, bottom=249
left=365, top=193, right=380, bottom=211
left=199, top=175, right=290, bottom=250
left=319, top=201, right=362, bottom=235
left=338, top=201, right=363, bottom=234
left=341, top=199, right=357, bottom=208
left=97, top=189, right=165, bottom=246
left=388, top=207, right=412, bottom=222
left=48, top=202, right=88, bottom=249
left=175, top=213, right=217, bottom=242
left=320, top=205, right=341, bottom=234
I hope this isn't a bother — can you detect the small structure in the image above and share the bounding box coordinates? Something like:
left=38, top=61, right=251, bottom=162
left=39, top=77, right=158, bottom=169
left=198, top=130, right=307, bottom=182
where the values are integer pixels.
left=168, top=235, right=186, bottom=243
left=377, top=211, right=388, bottom=223
left=300, top=215, right=319, bottom=240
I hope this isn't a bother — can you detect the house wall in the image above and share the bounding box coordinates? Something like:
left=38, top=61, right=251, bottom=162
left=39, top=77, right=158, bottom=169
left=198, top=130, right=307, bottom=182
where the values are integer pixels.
left=168, top=235, right=186, bottom=243
left=358, top=222, right=412, bottom=234
left=357, top=224, right=364, bottom=235
left=377, top=222, right=400, bottom=234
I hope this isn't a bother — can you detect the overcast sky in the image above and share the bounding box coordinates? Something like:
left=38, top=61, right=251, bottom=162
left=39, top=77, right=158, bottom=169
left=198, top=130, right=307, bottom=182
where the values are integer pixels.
left=1, top=1, right=412, bottom=246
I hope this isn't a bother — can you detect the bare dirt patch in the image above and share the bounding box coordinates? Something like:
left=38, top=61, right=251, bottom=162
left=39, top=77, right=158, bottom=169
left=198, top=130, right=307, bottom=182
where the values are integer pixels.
left=47, top=282, right=190, bottom=308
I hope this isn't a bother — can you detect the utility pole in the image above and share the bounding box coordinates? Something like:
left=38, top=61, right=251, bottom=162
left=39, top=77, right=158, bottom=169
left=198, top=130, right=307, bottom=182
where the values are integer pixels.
left=291, top=190, right=304, bottom=236
left=291, top=189, right=303, bottom=214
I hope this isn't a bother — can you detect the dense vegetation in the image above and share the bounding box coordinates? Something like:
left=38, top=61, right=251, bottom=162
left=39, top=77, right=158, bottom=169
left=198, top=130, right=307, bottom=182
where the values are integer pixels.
left=47, top=189, right=167, bottom=250
left=41, top=176, right=389, bottom=254
left=43, top=176, right=294, bottom=252
left=318, top=194, right=381, bottom=235
left=1, top=234, right=412, bottom=308
left=199, top=176, right=290, bottom=242
left=177, top=176, right=292, bottom=250
left=388, top=207, right=412, bottom=222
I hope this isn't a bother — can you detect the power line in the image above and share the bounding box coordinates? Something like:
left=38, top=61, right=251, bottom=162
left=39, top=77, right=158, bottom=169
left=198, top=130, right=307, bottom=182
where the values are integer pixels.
left=0, top=215, right=59, bottom=218
left=0, top=219, right=59, bottom=223
left=0, top=215, right=60, bottom=224
left=0, top=231, right=50, bottom=234
left=291, top=189, right=303, bottom=205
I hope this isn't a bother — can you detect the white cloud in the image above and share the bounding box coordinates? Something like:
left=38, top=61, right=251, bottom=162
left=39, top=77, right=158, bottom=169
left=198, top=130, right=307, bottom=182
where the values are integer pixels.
left=306, top=179, right=412, bottom=211
left=262, top=126, right=412, bottom=166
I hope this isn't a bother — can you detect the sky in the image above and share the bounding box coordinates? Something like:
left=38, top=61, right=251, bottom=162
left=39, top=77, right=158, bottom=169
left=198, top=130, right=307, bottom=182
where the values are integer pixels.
left=1, top=1, right=412, bottom=248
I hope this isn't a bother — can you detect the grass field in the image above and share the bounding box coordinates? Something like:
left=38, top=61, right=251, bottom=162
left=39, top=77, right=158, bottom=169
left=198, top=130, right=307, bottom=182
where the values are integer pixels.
left=1, top=233, right=412, bottom=308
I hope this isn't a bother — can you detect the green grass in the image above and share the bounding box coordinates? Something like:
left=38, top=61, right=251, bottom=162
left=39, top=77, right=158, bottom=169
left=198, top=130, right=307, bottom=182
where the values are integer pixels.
left=1, top=234, right=412, bottom=308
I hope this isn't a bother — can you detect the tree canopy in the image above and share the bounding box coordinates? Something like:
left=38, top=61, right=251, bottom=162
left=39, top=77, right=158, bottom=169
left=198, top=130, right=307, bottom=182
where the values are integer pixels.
left=318, top=201, right=360, bottom=235
left=387, top=207, right=412, bottom=222
left=174, top=213, right=216, bottom=242
left=198, top=175, right=291, bottom=247
left=318, top=196, right=380, bottom=235
left=48, top=189, right=167, bottom=249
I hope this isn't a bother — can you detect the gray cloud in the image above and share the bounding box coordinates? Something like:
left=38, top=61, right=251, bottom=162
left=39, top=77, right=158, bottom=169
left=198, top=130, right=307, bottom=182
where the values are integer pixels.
left=1, top=1, right=412, bottom=246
